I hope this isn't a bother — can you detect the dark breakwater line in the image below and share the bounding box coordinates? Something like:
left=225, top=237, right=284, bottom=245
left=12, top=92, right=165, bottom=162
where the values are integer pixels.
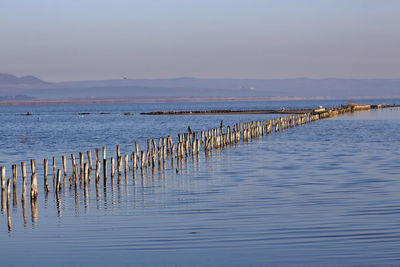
left=140, top=104, right=399, bottom=115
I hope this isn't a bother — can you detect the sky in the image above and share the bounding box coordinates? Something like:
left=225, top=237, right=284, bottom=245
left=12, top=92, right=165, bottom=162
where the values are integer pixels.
left=1, top=0, right=399, bottom=82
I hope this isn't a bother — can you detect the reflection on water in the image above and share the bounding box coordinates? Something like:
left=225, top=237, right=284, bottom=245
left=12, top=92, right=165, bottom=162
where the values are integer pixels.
left=0, top=102, right=399, bottom=266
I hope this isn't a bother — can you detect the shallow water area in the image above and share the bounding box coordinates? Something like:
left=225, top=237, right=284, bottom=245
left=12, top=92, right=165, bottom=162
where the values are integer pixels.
left=0, top=100, right=399, bottom=266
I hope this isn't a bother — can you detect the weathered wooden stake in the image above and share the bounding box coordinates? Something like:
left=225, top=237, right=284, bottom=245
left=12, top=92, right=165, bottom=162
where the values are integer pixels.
left=1, top=166, right=5, bottom=191
left=95, top=160, right=100, bottom=181
left=111, top=157, right=115, bottom=177
left=79, top=152, right=84, bottom=174
left=133, top=152, right=137, bottom=170
left=62, top=155, right=67, bottom=177
left=71, top=153, right=76, bottom=170
left=21, top=162, right=27, bottom=198
left=84, top=163, right=88, bottom=185
left=124, top=154, right=128, bottom=173
left=31, top=159, right=36, bottom=175
left=53, top=156, right=56, bottom=177
left=103, top=159, right=107, bottom=182
left=141, top=151, right=146, bottom=169
left=87, top=150, right=92, bottom=170
left=44, top=158, right=49, bottom=192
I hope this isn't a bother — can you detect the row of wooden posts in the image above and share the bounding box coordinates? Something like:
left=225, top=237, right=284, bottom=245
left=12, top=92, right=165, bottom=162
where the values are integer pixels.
left=1, top=105, right=361, bottom=223
left=1, top=105, right=373, bottom=232
left=0, top=112, right=324, bottom=201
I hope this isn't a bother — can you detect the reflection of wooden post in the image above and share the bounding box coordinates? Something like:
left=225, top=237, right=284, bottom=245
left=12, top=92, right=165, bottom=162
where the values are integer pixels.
left=56, top=169, right=61, bottom=193
left=7, top=179, right=11, bottom=231
left=22, top=190, right=27, bottom=226
left=1, top=185, right=5, bottom=213
left=31, top=195, right=38, bottom=223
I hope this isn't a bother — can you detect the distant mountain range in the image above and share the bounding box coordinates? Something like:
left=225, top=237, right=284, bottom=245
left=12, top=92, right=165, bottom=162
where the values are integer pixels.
left=0, top=73, right=50, bottom=87
left=1, top=73, right=400, bottom=101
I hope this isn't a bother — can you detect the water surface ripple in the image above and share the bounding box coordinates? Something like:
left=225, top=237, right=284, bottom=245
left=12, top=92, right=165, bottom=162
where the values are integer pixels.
left=0, top=100, right=399, bottom=266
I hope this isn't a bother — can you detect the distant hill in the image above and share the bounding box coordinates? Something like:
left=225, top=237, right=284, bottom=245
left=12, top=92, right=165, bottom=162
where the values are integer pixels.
left=1, top=73, right=400, bottom=101
left=0, top=73, right=50, bottom=88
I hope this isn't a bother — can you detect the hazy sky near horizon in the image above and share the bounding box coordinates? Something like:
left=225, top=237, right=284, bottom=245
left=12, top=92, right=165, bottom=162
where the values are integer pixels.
left=1, top=0, right=399, bottom=82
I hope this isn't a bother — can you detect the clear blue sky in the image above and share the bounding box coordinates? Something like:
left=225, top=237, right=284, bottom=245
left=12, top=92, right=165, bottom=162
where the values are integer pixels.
left=1, top=0, right=399, bottom=81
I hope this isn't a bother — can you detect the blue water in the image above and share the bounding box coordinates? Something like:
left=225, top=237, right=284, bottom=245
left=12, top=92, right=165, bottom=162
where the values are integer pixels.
left=0, top=99, right=399, bottom=266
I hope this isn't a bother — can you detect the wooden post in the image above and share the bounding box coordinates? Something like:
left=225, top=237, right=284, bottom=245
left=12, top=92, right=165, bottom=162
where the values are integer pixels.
left=79, top=152, right=84, bottom=174
left=141, top=151, right=145, bottom=169
left=84, top=163, right=88, bottom=185
left=11, top=164, right=17, bottom=207
left=12, top=164, right=17, bottom=190
left=102, top=146, right=106, bottom=160
left=53, top=156, right=56, bottom=177
left=87, top=150, right=92, bottom=170
left=124, top=154, right=128, bottom=173
left=1, top=166, right=5, bottom=191
left=44, top=158, right=49, bottom=191
left=135, top=141, right=139, bottom=161
left=95, top=160, right=100, bottom=181
left=71, top=153, right=76, bottom=169
left=62, top=155, right=67, bottom=177
left=103, top=158, right=107, bottom=183
left=111, top=157, right=115, bottom=177
left=133, top=152, right=137, bottom=170
left=117, top=156, right=122, bottom=176
left=21, top=162, right=27, bottom=197
left=31, top=159, right=36, bottom=175
left=117, top=145, right=120, bottom=158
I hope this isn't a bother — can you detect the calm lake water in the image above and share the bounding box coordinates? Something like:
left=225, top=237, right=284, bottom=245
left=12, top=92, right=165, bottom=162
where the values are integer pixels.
left=0, top=99, right=399, bottom=266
